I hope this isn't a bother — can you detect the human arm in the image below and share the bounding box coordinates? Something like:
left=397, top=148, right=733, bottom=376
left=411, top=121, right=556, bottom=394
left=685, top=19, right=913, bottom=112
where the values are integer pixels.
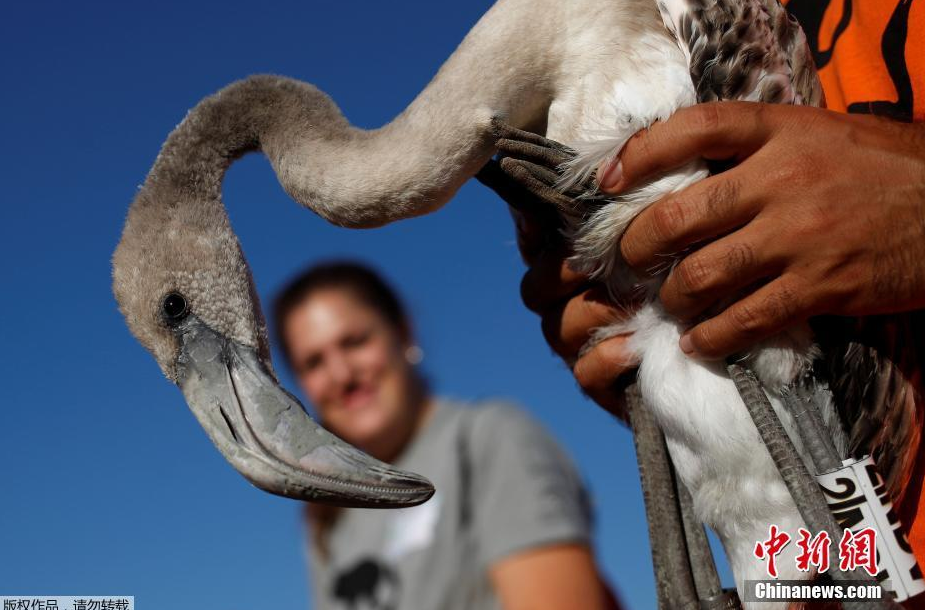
left=467, top=404, right=619, bottom=610
left=495, top=101, right=925, bottom=412
left=512, top=204, right=640, bottom=416
left=602, top=101, right=925, bottom=360
left=490, top=543, right=619, bottom=610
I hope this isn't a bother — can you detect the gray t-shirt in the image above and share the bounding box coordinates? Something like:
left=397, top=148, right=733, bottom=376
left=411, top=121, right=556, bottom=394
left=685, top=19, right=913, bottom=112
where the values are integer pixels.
left=308, top=400, right=593, bottom=610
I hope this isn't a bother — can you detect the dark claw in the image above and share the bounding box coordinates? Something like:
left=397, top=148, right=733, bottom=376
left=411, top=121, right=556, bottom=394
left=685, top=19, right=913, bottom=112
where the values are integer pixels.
left=503, top=158, right=589, bottom=200
left=475, top=158, right=543, bottom=216
left=496, top=137, right=575, bottom=170
left=505, top=157, right=561, bottom=189
left=498, top=158, right=581, bottom=216
left=489, top=118, right=577, bottom=166
left=477, top=120, right=607, bottom=225
left=490, top=119, right=598, bottom=193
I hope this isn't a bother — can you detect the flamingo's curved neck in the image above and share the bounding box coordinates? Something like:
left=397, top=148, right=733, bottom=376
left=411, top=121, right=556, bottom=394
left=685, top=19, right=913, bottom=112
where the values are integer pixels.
left=144, top=0, right=563, bottom=228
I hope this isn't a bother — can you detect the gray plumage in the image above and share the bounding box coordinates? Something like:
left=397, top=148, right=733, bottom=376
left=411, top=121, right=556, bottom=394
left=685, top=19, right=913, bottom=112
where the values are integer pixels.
left=112, top=0, right=923, bottom=596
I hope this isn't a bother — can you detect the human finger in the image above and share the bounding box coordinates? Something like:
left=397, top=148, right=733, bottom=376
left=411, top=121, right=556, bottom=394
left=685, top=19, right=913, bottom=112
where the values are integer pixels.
left=679, top=274, right=812, bottom=360
left=620, top=167, right=760, bottom=274
left=511, top=206, right=549, bottom=265
left=540, top=286, right=636, bottom=360
left=598, top=102, right=775, bottom=193
left=573, top=334, right=640, bottom=417
left=659, top=224, right=780, bottom=321
left=520, top=246, right=589, bottom=313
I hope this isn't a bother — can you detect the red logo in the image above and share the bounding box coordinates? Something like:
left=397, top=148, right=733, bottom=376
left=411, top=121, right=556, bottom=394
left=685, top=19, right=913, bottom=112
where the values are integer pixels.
left=839, top=528, right=878, bottom=576
left=795, top=528, right=831, bottom=573
left=754, top=526, right=878, bottom=577
left=754, top=525, right=792, bottom=578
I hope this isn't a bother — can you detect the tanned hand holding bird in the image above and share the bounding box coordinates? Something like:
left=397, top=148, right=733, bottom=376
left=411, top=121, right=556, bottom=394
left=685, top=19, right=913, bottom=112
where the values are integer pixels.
left=113, top=0, right=923, bottom=606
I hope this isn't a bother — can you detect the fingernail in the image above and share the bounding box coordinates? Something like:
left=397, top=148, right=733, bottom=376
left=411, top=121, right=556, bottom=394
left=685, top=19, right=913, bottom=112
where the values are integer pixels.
left=597, top=158, right=623, bottom=191
left=679, top=333, right=695, bottom=355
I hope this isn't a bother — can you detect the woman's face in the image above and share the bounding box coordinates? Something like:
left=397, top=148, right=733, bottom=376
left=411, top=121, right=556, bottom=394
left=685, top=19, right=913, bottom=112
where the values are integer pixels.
left=281, top=288, right=418, bottom=456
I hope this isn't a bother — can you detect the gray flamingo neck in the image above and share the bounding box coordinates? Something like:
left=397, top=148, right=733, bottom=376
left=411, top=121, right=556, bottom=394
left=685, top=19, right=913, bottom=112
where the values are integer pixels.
left=142, top=0, right=562, bottom=228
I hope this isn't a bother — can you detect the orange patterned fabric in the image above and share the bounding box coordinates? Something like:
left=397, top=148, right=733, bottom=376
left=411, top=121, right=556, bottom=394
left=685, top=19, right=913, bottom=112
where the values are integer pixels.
left=784, top=0, right=924, bottom=121
left=782, top=1, right=925, bottom=599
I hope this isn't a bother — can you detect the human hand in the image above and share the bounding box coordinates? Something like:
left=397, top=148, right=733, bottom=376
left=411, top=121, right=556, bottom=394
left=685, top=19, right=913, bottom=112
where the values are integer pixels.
left=598, top=102, right=925, bottom=360
left=514, top=208, right=640, bottom=416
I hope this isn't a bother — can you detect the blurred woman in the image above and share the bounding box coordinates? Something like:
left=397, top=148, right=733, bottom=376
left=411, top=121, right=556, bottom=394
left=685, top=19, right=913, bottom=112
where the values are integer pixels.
left=274, top=261, right=619, bottom=610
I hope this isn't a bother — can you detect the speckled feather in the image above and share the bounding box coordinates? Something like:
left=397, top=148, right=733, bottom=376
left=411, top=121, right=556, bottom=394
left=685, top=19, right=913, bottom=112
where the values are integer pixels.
left=660, top=0, right=921, bottom=508
left=814, top=315, right=925, bottom=508
left=656, top=0, right=823, bottom=105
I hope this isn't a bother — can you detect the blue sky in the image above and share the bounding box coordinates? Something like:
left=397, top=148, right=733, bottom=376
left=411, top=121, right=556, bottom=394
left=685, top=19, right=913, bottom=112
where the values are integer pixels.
left=0, top=1, right=731, bottom=607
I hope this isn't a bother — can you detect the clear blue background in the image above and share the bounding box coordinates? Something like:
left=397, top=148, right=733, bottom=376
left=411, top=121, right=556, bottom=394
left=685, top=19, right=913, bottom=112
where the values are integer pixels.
left=0, top=1, right=731, bottom=607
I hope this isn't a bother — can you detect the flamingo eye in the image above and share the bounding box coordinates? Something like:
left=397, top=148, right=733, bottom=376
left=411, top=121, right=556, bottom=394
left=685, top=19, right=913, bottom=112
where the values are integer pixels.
left=162, top=292, right=189, bottom=323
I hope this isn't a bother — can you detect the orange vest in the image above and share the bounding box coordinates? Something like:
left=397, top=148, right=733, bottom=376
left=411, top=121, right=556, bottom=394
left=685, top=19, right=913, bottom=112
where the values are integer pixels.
left=783, top=0, right=925, bottom=592
left=785, top=0, right=925, bottom=121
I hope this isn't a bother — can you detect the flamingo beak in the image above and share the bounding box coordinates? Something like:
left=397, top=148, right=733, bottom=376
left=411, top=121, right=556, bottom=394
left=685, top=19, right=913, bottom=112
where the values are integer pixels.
left=173, top=315, right=435, bottom=507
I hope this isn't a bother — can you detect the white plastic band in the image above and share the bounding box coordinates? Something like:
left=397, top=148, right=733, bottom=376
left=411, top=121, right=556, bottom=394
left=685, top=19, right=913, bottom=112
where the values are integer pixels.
left=816, top=455, right=925, bottom=602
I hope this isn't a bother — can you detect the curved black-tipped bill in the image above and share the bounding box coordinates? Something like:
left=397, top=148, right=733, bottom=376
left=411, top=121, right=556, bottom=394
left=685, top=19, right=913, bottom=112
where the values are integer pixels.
left=174, top=316, right=435, bottom=508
